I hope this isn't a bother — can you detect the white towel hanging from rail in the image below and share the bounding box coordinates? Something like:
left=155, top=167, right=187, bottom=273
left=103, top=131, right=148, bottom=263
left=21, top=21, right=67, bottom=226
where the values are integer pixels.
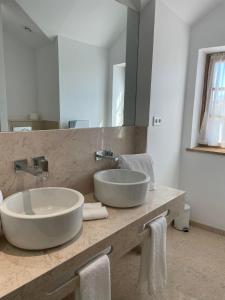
left=46, top=246, right=112, bottom=300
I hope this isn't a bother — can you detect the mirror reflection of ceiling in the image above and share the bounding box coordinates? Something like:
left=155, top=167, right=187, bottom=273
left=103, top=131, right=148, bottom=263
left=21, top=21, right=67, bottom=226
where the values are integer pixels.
left=11, top=0, right=127, bottom=48
left=1, top=1, right=49, bottom=48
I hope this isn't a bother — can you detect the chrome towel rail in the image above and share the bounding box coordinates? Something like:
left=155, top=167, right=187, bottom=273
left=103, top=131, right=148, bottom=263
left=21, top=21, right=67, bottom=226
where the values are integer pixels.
left=141, top=210, right=170, bottom=232
left=46, top=246, right=113, bottom=299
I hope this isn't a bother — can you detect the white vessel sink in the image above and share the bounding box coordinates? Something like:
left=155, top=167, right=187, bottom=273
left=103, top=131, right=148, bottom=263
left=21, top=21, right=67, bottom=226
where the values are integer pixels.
left=0, top=187, right=84, bottom=250
left=94, top=169, right=150, bottom=208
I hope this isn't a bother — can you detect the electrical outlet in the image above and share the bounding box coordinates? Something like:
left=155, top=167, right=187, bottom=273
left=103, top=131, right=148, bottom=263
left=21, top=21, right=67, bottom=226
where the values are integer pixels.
left=152, top=116, right=162, bottom=127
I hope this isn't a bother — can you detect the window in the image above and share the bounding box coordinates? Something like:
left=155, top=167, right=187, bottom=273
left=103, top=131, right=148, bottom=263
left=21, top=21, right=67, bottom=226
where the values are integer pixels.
left=199, top=52, right=225, bottom=147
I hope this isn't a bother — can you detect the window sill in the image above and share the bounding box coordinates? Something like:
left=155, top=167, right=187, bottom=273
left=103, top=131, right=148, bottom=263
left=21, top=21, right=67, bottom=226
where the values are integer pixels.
left=187, top=146, right=225, bottom=156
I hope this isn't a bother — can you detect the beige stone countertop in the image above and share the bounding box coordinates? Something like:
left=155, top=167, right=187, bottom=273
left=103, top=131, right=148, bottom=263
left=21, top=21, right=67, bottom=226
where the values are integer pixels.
left=0, top=186, right=185, bottom=300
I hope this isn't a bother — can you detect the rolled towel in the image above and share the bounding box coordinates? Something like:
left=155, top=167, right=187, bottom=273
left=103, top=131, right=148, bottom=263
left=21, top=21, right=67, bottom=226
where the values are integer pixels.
left=119, top=153, right=155, bottom=190
left=76, top=254, right=111, bottom=300
left=83, top=203, right=108, bottom=221
left=0, top=191, right=3, bottom=236
left=138, top=217, right=167, bottom=299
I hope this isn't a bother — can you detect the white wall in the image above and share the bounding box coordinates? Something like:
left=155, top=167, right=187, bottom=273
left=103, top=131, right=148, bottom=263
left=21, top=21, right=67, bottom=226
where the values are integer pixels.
left=107, top=30, right=127, bottom=126
left=0, top=5, right=8, bottom=131
left=180, top=2, right=225, bottom=230
left=36, top=41, right=59, bottom=121
left=58, top=36, right=108, bottom=128
left=3, top=29, right=38, bottom=120
left=147, top=0, right=189, bottom=188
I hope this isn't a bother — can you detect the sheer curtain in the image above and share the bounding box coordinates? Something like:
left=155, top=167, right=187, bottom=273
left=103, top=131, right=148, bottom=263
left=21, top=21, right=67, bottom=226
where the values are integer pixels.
left=199, top=53, right=225, bottom=147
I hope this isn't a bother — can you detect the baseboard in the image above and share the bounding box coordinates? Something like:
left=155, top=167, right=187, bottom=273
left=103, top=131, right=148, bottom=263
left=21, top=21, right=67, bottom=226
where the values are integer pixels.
left=190, top=220, right=225, bottom=237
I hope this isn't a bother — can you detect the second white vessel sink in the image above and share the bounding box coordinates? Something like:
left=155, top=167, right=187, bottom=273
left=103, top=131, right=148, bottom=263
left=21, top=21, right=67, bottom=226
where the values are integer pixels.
left=0, top=187, right=84, bottom=250
left=94, top=169, right=150, bottom=208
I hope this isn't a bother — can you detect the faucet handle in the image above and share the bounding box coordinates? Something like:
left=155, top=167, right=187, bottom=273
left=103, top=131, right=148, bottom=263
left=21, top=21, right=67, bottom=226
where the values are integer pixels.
left=33, top=156, right=48, bottom=172
left=40, top=159, right=48, bottom=173
left=95, top=150, right=118, bottom=162
left=105, top=150, right=113, bottom=156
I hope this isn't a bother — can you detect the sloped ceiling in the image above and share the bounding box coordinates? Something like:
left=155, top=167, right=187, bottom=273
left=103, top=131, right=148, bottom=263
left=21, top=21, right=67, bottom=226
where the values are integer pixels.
left=15, top=0, right=127, bottom=48
left=161, top=0, right=224, bottom=25
left=132, top=0, right=224, bottom=25
left=1, top=0, right=49, bottom=48
left=2, top=0, right=222, bottom=50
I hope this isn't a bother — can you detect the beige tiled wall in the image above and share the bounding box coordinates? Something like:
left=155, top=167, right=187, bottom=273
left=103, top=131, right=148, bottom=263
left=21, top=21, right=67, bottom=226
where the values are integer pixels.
left=0, top=126, right=147, bottom=197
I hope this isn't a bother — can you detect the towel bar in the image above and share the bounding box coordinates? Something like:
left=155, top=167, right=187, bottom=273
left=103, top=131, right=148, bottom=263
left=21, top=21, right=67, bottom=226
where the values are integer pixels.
left=46, top=246, right=113, bottom=299
left=141, top=210, right=170, bottom=232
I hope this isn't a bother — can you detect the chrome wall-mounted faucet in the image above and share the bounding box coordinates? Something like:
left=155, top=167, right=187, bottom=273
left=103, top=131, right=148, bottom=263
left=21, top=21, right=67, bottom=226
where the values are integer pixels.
left=95, top=150, right=119, bottom=162
left=14, top=156, right=48, bottom=177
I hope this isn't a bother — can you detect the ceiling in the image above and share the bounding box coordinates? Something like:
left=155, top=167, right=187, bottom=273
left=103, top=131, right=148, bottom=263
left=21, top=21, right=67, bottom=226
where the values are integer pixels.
left=161, top=0, right=224, bottom=25
left=14, top=0, right=127, bottom=48
left=1, top=0, right=222, bottom=50
left=1, top=0, right=49, bottom=48
left=117, top=0, right=225, bottom=24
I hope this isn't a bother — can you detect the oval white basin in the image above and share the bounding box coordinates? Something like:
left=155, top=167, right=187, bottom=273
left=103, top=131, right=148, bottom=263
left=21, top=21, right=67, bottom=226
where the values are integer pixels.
left=0, top=187, right=84, bottom=250
left=94, top=169, right=150, bottom=208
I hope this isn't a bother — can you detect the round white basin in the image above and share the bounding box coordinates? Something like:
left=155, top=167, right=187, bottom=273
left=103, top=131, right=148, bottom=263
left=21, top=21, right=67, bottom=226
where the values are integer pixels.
left=94, top=169, right=150, bottom=208
left=0, top=187, right=84, bottom=250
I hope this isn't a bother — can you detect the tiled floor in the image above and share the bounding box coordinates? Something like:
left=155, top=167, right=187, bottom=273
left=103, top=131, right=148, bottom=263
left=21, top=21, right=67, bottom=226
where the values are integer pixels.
left=112, top=226, right=225, bottom=300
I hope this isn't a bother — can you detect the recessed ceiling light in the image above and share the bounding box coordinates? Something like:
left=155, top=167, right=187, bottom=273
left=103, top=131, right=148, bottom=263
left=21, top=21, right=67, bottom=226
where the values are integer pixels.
left=24, top=26, right=32, bottom=33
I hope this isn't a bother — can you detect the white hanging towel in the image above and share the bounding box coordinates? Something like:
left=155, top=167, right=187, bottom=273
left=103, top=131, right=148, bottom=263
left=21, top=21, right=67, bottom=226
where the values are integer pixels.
left=138, top=217, right=167, bottom=299
left=119, top=153, right=155, bottom=190
left=76, top=255, right=111, bottom=300
left=0, top=191, right=3, bottom=236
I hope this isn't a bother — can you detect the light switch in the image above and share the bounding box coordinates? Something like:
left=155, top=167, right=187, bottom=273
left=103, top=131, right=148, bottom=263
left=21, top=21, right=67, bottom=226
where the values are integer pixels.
left=152, top=116, right=162, bottom=126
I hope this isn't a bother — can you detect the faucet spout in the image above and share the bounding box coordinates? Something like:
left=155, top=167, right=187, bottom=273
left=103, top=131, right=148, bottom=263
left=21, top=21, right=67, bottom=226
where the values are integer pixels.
left=24, top=166, right=43, bottom=176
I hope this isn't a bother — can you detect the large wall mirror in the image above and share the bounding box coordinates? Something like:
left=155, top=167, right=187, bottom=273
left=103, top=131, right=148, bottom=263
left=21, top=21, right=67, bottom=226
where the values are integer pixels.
left=0, top=0, right=139, bottom=132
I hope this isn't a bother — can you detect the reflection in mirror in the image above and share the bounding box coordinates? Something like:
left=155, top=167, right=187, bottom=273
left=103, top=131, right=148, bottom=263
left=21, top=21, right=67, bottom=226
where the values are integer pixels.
left=0, top=0, right=139, bottom=131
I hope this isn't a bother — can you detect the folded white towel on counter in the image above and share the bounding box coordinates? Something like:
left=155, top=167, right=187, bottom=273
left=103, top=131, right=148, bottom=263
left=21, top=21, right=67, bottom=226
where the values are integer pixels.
left=0, top=191, right=3, bottom=236
left=138, top=216, right=167, bottom=299
left=76, top=254, right=111, bottom=300
left=84, top=202, right=102, bottom=209
left=83, top=202, right=108, bottom=221
left=119, top=153, right=155, bottom=190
